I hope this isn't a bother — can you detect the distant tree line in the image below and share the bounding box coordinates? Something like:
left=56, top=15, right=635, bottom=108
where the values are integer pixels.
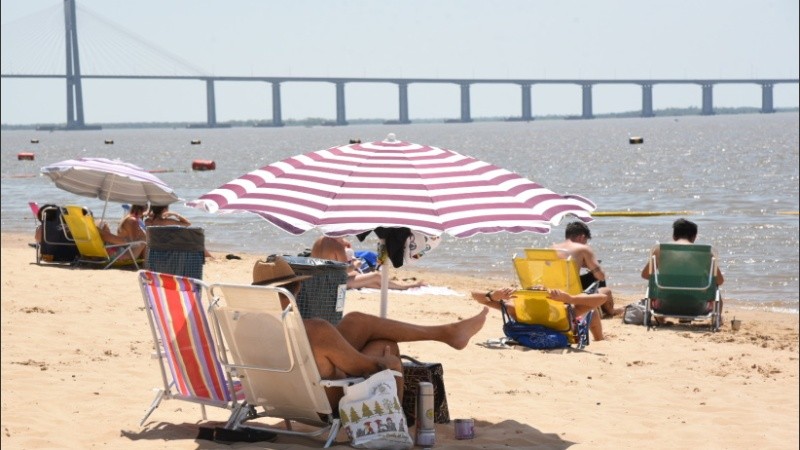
left=2, top=106, right=797, bottom=130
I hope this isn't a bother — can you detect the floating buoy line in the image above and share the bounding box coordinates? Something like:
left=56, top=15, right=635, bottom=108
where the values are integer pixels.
left=593, top=211, right=694, bottom=217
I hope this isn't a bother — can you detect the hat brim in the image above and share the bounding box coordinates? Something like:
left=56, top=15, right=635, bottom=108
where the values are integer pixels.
left=252, top=274, right=312, bottom=287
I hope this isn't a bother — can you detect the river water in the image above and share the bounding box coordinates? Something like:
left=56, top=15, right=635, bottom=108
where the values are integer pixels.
left=2, top=113, right=798, bottom=312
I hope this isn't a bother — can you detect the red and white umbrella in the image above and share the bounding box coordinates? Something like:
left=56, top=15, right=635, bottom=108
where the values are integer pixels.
left=189, top=134, right=595, bottom=237
left=189, top=134, right=595, bottom=317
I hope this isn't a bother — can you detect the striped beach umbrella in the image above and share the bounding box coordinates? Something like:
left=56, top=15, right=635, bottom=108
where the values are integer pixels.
left=189, top=134, right=595, bottom=317
left=189, top=134, right=595, bottom=238
left=41, top=157, right=180, bottom=221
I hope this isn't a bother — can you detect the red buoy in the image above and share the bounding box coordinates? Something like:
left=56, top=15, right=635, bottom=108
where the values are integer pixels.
left=17, top=152, right=35, bottom=160
left=192, top=159, right=216, bottom=171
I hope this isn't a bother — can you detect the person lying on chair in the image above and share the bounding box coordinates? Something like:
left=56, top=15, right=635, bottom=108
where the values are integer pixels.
left=470, top=287, right=608, bottom=341
left=310, top=236, right=426, bottom=290
left=253, top=257, right=488, bottom=410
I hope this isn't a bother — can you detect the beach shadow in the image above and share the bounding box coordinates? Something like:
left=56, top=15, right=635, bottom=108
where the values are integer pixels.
left=477, top=340, right=607, bottom=356
left=121, top=419, right=574, bottom=449
left=650, top=322, right=717, bottom=334
left=469, top=419, right=575, bottom=449
left=120, top=421, right=226, bottom=449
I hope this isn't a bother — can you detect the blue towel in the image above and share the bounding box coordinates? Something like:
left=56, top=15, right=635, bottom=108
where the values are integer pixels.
left=354, top=250, right=378, bottom=270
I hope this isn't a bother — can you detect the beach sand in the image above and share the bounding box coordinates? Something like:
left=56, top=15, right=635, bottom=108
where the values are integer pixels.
left=2, top=231, right=798, bottom=450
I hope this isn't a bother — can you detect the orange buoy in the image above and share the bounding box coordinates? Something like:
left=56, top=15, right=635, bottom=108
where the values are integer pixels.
left=191, top=139, right=202, bottom=145
left=17, top=152, right=35, bottom=160
left=192, top=159, right=216, bottom=171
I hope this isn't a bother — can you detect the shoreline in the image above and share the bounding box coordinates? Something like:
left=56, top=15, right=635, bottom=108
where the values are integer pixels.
left=3, top=230, right=797, bottom=316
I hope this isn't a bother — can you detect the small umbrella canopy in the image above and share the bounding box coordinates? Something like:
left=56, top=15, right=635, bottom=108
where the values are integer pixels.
left=188, top=134, right=596, bottom=317
left=41, top=157, right=180, bottom=221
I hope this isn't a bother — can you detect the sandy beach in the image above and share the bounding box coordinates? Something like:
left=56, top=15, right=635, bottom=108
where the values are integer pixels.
left=1, top=231, right=798, bottom=450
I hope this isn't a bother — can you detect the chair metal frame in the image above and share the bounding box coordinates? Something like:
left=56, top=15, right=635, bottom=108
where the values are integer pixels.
left=33, top=204, right=79, bottom=265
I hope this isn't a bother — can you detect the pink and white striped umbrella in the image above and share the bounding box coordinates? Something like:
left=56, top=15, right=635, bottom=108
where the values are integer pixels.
left=188, top=135, right=595, bottom=238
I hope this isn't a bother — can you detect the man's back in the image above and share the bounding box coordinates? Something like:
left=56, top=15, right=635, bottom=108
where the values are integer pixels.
left=552, top=239, right=604, bottom=282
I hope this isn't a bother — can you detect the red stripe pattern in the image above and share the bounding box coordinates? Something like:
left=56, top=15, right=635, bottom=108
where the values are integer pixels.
left=141, top=271, right=230, bottom=402
left=188, top=137, right=595, bottom=238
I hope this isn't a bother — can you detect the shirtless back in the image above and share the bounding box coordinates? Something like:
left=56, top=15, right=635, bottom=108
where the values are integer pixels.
left=552, top=239, right=605, bottom=282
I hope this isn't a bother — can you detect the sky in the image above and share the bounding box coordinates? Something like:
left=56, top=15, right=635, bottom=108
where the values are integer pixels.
left=1, top=0, right=798, bottom=125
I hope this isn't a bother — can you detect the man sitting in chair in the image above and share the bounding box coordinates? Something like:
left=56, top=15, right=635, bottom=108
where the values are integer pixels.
left=552, top=221, right=621, bottom=318
left=253, top=257, right=488, bottom=410
left=640, top=218, right=725, bottom=318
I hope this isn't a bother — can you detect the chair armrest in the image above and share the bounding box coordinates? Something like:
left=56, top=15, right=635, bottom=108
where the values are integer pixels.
left=105, top=240, right=146, bottom=251
left=320, top=377, right=365, bottom=388
left=319, top=370, right=402, bottom=388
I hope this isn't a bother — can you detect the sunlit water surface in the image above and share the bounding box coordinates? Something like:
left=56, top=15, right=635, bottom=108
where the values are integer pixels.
left=2, top=113, right=797, bottom=312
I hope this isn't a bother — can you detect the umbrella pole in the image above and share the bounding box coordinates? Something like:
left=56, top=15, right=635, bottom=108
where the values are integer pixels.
left=99, top=176, right=115, bottom=224
left=380, top=265, right=389, bottom=318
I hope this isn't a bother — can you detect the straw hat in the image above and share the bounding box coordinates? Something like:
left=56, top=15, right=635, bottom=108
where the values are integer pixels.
left=252, top=257, right=311, bottom=287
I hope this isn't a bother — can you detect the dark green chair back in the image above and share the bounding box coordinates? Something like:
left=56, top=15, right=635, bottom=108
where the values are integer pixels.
left=649, top=244, right=717, bottom=316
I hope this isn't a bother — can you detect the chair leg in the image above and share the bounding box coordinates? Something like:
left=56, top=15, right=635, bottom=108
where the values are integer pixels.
left=324, top=419, right=341, bottom=448
left=139, top=388, right=165, bottom=426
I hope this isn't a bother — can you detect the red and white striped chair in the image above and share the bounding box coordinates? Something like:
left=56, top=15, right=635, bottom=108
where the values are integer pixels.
left=137, top=270, right=243, bottom=426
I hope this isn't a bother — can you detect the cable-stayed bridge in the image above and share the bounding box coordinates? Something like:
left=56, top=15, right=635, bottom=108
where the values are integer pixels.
left=2, top=0, right=798, bottom=129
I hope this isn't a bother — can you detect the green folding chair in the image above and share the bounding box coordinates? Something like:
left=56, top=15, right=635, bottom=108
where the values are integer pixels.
left=644, top=243, right=721, bottom=331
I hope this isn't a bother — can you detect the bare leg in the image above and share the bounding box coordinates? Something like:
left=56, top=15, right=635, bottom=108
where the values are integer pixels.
left=598, top=287, right=623, bottom=318
left=549, top=289, right=606, bottom=341
left=347, top=272, right=426, bottom=290
left=304, top=318, right=403, bottom=410
left=336, top=308, right=489, bottom=352
left=573, top=305, right=604, bottom=340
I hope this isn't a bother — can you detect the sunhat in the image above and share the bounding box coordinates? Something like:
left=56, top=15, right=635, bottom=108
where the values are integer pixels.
left=252, top=256, right=311, bottom=287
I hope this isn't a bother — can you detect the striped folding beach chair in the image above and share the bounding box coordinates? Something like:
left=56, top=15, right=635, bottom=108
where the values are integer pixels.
left=137, top=270, right=242, bottom=426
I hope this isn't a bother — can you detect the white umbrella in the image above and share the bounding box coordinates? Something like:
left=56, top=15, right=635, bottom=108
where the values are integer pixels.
left=189, top=134, right=596, bottom=316
left=41, top=157, right=180, bottom=222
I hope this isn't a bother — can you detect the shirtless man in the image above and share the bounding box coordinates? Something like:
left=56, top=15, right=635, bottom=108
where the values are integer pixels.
left=552, top=221, right=622, bottom=318
left=254, top=257, right=488, bottom=409
left=311, top=236, right=426, bottom=290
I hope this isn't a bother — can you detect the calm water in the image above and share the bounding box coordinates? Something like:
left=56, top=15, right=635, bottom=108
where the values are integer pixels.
left=2, top=114, right=798, bottom=312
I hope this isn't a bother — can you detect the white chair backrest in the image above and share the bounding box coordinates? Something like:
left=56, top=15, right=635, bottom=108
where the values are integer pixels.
left=209, top=283, right=332, bottom=422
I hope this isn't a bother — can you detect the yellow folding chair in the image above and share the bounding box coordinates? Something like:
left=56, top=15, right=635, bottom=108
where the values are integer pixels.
left=60, top=205, right=144, bottom=269
left=510, top=248, right=596, bottom=347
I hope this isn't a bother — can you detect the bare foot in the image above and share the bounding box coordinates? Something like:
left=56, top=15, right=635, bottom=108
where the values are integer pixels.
left=447, top=307, right=489, bottom=350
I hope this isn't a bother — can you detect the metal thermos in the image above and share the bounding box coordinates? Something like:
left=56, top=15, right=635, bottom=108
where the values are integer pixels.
left=415, top=382, right=436, bottom=446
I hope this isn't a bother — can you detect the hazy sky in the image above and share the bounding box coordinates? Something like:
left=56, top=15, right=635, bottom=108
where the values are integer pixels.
left=1, top=0, right=798, bottom=125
